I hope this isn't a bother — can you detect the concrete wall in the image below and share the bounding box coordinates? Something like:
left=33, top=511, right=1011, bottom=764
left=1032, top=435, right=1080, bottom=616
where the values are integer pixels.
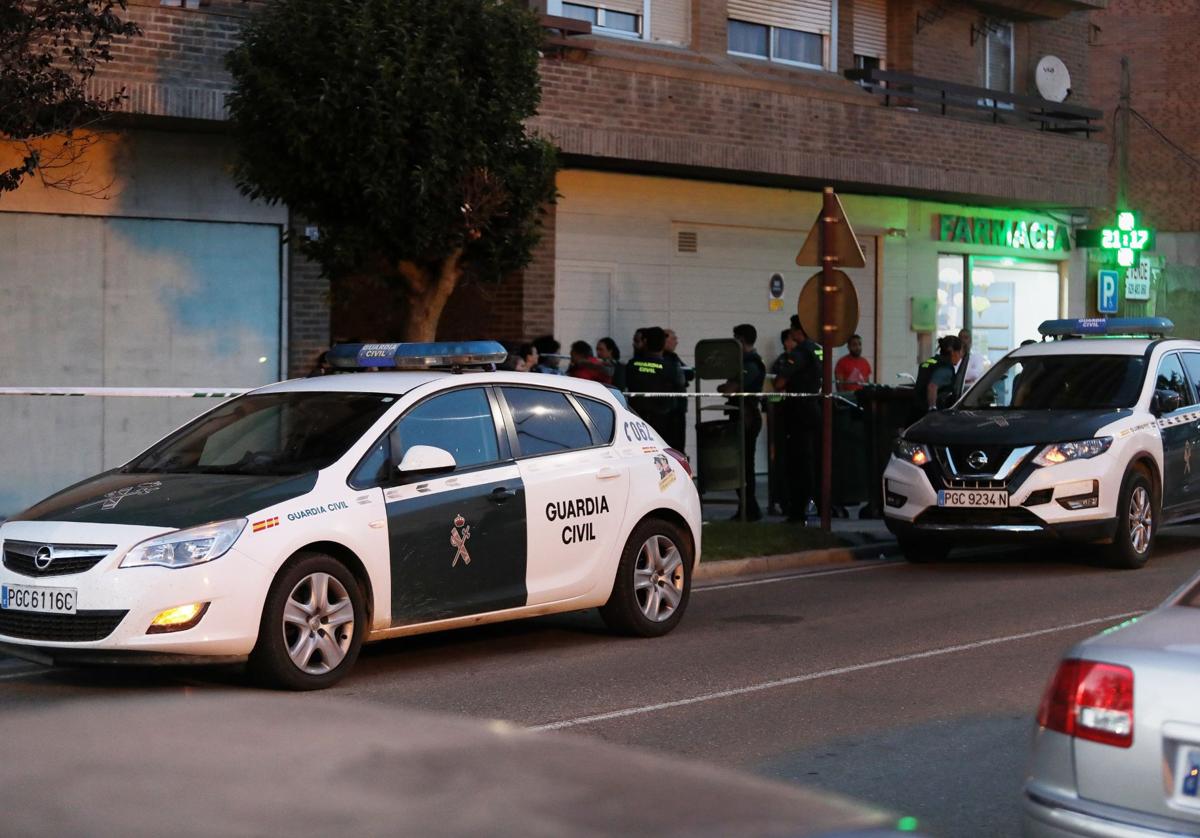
left=0, top=129, right=286, bottom=515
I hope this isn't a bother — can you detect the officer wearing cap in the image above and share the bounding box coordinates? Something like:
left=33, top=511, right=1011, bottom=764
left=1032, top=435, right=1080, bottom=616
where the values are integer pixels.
left=910, top=335, right=964, bottom=423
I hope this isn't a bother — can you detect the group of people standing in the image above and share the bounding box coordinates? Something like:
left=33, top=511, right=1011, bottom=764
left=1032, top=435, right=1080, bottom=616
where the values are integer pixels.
left=503, top=328, right=694, bottom=452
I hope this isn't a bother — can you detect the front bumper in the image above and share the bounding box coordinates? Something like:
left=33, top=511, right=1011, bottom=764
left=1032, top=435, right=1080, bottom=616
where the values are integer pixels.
left=0, top=544, right=272, bottom=659
left=883, top=456, right=1117, bottom=545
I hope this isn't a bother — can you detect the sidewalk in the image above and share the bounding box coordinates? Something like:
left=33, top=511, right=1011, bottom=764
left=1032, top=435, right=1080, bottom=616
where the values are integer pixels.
left=696, top=475, right=897, bottom=581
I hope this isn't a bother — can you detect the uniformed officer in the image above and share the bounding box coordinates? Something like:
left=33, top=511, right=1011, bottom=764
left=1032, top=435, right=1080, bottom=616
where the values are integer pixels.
left=720, top=324, right=767, bottom=521
left=625, top=326, right=686, bottom=447
left=911, top=334, right=964, bottom=422
left=780, top=322, right=823, bottom=522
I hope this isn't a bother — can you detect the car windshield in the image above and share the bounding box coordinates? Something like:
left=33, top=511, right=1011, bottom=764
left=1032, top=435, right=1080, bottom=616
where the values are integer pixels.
left=125, top=391, right=396, bottom=476
left=960, top=354, right=1146, bottom=410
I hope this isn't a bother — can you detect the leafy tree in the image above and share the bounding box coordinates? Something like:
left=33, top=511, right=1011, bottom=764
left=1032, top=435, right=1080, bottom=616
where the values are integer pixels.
left=226, top=0, right=558, bottom=341
left=0, top=0, right=141, bottom=194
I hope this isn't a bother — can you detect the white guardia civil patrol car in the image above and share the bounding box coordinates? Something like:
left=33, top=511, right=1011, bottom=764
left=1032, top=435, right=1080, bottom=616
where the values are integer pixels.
left=0, top=342, right=701, bottom=689
left=885, top=318, right=1200, bottom=569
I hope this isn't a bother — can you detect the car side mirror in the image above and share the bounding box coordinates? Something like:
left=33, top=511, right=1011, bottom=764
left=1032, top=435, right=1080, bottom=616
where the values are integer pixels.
left=396, top=445, right=456, bottom=476
left=1152, top=390, right=1183, bottom=416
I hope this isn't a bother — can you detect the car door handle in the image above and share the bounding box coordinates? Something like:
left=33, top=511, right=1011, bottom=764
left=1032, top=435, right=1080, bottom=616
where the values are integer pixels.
left=488, top=486, right=516, bottom=503
left=595, top=467, right=621, bottom=481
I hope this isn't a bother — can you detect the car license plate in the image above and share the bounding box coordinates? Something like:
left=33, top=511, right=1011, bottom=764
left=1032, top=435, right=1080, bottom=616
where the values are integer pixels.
left=0, top=583, right=77, bottom=615
left=937, top=489, right=1009, bottom=508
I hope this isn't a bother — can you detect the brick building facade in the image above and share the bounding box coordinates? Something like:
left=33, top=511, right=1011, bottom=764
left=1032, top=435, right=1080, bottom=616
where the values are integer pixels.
left=1086, top=0, right=1200, bottom=333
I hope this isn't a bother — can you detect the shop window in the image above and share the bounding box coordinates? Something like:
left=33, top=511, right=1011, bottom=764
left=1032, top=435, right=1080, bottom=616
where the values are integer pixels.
left=553, top=1, right=643, bottom=39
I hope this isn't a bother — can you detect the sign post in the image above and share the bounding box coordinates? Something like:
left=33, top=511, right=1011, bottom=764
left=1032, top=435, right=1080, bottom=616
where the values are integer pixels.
left=797, top=188, right=865, bottom=532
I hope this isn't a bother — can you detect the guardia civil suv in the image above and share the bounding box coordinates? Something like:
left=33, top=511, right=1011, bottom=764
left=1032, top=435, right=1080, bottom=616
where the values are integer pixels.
left=884, top=318, right=1198, bottom=568
left=0, top=342, right=701, bottom=689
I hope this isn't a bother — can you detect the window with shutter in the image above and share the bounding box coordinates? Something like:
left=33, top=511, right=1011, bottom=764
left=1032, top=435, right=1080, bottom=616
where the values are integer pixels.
left=726, top=0, right=831, bottom=69
left=853, top=0, right=887, bottom=63
left=650, top=0, right=689, bottom=46
left=551, top=0, right=646, bottom=38
left=984, top=23, right=1014, bottom=92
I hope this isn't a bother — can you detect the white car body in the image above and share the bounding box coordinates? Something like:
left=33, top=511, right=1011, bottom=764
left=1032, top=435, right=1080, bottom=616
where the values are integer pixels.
left=884, top=335, right=1200, bottom=560
left=0, top=370, right=701, bottom=673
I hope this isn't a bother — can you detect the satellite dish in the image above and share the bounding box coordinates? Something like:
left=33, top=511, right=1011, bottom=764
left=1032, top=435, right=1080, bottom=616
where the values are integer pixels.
left=1035, top=56, right=1071, bottom=103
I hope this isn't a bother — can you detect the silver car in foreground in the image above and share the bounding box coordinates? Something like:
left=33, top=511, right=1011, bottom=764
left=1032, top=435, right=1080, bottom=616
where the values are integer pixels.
left=1024, top=575, right=1200, bottom=836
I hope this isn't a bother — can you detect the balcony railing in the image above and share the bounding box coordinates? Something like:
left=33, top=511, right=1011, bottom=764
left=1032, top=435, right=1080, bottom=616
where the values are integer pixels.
left=845, top=67, right=1103, bottom=137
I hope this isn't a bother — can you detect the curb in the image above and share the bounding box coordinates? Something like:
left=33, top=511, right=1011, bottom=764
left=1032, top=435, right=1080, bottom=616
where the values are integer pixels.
left=695, top=541, right=898, bottom=582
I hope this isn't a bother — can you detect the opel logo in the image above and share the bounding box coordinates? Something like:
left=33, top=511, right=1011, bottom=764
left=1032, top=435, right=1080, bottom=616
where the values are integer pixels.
left=33, top=546, right=53, bottom=571
left=967, top=450, right=990, bottom=470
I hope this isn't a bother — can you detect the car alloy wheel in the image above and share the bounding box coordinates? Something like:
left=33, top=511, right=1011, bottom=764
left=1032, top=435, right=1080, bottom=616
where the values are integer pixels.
left=282, top=571, right=356, bottom=675
left=1128, top=485, right=1152, bottom=555
left=633, top=534, right=685, bottom=623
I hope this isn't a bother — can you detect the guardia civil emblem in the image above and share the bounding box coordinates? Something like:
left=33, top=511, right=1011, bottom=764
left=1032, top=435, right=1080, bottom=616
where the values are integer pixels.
left=450, top=514, right=472, bottom=567
left=77, top=481, right=164, bottom=511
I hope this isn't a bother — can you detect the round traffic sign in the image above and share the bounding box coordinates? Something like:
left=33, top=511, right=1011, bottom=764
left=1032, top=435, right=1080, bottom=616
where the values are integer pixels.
left=797, top=270, right=860, bottom=347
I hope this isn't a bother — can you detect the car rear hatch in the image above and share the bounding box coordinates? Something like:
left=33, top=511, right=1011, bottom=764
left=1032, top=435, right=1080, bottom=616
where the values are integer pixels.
left=1073, top=607, right=1200, bottom=827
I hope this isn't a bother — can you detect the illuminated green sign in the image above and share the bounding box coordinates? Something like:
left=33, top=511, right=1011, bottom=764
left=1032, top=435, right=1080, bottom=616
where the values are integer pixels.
left=1076, top=211, right=1156, bottom=267
left=937, top=214, right=1070, bottom=252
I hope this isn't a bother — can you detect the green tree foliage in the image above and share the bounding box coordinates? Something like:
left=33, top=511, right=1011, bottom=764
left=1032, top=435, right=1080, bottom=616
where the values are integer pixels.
left=0, top=0, right=140, bottom=194
left=226, top=0, right=558, bottom=340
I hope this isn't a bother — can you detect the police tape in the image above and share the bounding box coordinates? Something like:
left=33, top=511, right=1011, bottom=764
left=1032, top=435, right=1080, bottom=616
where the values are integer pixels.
left=0, top=387, right=250, bottom=398
left=626, top=391, right=861, bottom=408
left=0, top=387, right=858, bottom=407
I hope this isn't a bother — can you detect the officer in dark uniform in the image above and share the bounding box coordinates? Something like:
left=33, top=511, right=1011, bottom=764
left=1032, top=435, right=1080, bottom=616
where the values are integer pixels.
left=910, top=335, right=964, bottom=423
left=625, top=327, right=686, bottom=447
left=721, top=324, right=767, bottom=521
left=780, top=322, right=823, bottom=522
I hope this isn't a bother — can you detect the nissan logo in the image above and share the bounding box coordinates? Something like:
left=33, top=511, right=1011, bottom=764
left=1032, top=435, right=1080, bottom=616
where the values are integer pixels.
left=967, top=450, right=990, bottom=470
left=33, top=546, right=53, bottom=571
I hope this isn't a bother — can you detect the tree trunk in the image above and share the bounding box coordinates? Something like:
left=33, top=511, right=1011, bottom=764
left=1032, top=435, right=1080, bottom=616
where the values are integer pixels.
left=396, top=250, right=464, bottom=342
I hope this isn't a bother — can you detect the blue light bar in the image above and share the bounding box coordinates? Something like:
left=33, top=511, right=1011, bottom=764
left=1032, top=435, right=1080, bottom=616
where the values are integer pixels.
left=326, top=341, right=508, bottom=370
left=1038, top=317, right=1174, bottom=338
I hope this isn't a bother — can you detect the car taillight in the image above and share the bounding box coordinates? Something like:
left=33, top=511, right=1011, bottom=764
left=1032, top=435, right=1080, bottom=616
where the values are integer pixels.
left=665, top=448, right=693, bottom=479
left=1037, top=659, right=1134, bottom=748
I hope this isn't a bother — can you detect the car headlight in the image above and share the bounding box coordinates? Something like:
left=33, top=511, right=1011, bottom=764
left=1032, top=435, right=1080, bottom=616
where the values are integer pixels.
left=1034, top=437, right=1113, bottom=467
left=893, top=439, right=932, bottom=466
left=119, top=519, right=247, bottom=569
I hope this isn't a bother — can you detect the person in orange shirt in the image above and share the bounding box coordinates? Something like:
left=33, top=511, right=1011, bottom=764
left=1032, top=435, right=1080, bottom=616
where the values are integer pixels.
left=835, top=334, right=871, bottom=392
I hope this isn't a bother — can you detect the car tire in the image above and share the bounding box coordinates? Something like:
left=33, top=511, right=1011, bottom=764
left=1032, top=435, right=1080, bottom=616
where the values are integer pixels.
left=1105, top=470, right=1156, bottom=570
left=600, top=518, right=693, bottom=638
left=249, top=552, right=366, bottom=690
left=898, top=538, right=949, bottom=563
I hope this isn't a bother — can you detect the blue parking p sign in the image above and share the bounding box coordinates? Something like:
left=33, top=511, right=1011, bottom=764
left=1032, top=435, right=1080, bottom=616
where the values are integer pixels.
left=1098, top=270, right=1119, bottom=314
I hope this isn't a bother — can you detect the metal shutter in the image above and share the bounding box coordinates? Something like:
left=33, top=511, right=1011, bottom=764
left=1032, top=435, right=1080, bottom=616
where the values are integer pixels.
left=727, top=0, right=832, bottom=35
left=853, top=0, right=887, bottom=59
left=651, top=0, right=689, bottom=45
left=601, top=0, right=644, bottom=15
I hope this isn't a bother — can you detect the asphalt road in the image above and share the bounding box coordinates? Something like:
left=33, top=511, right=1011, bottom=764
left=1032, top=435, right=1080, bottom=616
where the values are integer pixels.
left=4, top=531, right=1200, bottom=837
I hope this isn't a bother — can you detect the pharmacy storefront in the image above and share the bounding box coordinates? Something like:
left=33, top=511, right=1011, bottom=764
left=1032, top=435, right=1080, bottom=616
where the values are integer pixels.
left=911, top=206, right=1075, bottom=369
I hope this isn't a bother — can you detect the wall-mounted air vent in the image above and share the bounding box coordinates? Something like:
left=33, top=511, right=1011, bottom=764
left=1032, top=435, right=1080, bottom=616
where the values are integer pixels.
left=677, top=231, right=698, bottom=253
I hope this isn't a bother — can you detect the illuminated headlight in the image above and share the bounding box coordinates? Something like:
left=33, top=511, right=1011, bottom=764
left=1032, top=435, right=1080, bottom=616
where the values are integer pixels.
left=120, top=519, right=247, bottom=569
left=1034, top=437, right=1113, bottom=467
left=893, top=439, right=932, bottom=467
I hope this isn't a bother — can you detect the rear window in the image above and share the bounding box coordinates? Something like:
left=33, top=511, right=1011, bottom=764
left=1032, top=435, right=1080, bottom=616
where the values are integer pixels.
left=502, top=387, right=593, bottom=456
left=961, top=354, right=1146, bottom=410
left=579, top=397, right=616, bottom=444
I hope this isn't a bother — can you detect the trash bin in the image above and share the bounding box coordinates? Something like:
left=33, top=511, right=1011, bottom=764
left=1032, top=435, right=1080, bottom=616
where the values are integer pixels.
left=831, top=394, right=868, bottom=507
left=696, top=417, right=743, bottom=494
left=856, top=385, right=915, bottom=518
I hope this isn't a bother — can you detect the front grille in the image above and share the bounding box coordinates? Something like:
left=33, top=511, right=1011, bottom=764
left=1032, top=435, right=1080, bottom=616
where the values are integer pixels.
left=0, top=609, right=127, bottom=642
left=3, top=540, right=115, bottom=578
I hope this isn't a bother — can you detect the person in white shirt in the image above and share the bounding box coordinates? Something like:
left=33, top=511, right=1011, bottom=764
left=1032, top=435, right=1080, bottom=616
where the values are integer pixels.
left=958, top=328, right=988, bottom=392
